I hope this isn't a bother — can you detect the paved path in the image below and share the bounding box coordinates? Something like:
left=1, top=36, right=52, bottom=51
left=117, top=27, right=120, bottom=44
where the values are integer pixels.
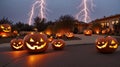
left=0, top=34, right=120, bottom=67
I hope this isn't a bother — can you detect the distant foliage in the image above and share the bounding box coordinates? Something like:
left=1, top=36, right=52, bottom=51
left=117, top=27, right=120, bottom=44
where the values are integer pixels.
left=0, top=17, right=13, bottom=25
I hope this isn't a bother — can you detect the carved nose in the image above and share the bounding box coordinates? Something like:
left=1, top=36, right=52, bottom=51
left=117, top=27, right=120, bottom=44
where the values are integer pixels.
left=36, top=42, right=39, bottom=44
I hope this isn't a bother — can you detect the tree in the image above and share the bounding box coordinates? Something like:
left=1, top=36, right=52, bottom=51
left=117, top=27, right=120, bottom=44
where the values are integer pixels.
left=0, top=17, right=13, bottom=25
left=54, top=15, right=76, bottom=33
left=34, top=17, right=46, bottom=32
left=13, top=22, right=33, bottom=32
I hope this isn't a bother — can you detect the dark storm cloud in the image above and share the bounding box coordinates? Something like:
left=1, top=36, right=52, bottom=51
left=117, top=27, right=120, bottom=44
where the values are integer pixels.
left=0, top=0, right=120, bottom=23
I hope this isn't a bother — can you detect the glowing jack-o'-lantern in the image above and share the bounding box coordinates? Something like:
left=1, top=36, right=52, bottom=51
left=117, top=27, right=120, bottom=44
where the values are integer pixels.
left=56, top=33, right=63, bottom=38
left=95, top=30, right=100, bottom=34
left=48, top=36, right=54, bottom=43
left=24, top=33, right=48, bottom=53
left=96, top=36, right=118, bottom=53
left=65, top=32, right=74, bottom=38
left=51, top=39, right=65, bottom=50
left=102, top=30, right=106, bottom=34
left=0, top=24, right=11, bottom=32
left=84, top=30, right=92, bottom=36
left=10, top=39, right=24, bottom=50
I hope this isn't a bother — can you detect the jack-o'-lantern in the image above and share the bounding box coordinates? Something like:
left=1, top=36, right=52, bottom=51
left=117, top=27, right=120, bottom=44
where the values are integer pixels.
left=24, top=33, right=48, bottom=53
left=51, top=39, right=65, bottom=50
left=65, top=32, right=74, bottom=38
left=95, top=30, right=100, bottom=34
left=96, top=36, right=118, bottom=53
left=102, top=30, right=106, bottom=34
left=10, top=39, right=24, bottom=50
left=56, top=33, right=63, bottom=38
left=0, top=24, right=11, bottom=32
left=48, top=36, right=54, bottom=43
left=84, top=30, right=92, bottom=36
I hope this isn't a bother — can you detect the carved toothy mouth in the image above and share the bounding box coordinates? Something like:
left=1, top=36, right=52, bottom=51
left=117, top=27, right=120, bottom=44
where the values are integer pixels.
left=26, top=42, right=46, bottom=50
left=13, top=44, right=23, bottom=49
left=109, top=44, right=118, bottom=48
left=54, top=44, right=63, bottom=47
left=96, top=42, right=108, bottom=49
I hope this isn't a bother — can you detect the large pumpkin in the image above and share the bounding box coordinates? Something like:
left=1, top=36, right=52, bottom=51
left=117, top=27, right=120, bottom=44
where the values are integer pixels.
left=51, top=39, right=65, bottom=50
left=10, top=39, right=24, bottom=50
left=0, top=24, right=11, bottom=32
left=84, top=29, right=92, bottom=36
left=96, top=36, right=118, bottom=53
left=23, top=33, right=48, bottom=53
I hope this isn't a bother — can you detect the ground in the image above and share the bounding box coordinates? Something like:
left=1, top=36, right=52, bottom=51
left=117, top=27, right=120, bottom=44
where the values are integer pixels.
left=0, top=34, right=120, bottom=67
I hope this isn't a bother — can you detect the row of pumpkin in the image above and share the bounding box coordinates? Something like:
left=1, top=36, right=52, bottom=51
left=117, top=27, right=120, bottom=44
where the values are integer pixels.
left=10, top=32, right=119, bottom=54
left=10, top=33, right=65, bottom=53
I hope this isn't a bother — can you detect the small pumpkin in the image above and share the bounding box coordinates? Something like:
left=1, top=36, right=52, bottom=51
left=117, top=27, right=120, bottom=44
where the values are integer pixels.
left=56, top=33, right=63, bottom=38
left=0, top=24, right=11, bottom=32
left=65, top=32, right=74, bottom=38
left=10, top=39, right=24, bottom=50
left=48, top=36, right=54, bottom=43
left=51, top=39, right=65, bottom=50
left=23, top=33, right=48, bottom=53
left=84, top=29, right=92, bottom=36
left=96, top=36, right=118, bottom=53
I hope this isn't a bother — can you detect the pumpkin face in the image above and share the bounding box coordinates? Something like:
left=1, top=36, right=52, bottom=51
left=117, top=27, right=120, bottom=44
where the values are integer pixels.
left=65, top=32, right=74, bottom=38
left=48, top=36, right=54, bottom=43
left=10, top=39, right=24, bottom=50
left=96, top=36, right=118, bottom=53
left=0, top=24, right=11, bottom=32
left=24, top=33, right=48, bottom=53
left=84, top=30, right=92, bottom=36
left=56, top=33, right=63, bottom=38
left=51, top=39, right=65, bottom=50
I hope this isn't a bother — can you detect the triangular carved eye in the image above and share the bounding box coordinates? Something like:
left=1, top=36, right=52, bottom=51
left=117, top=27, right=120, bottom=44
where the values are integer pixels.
left=102, top=42, right=105, bottom=44
left=18, top=42, right=22, bottom=44
left=13, top=43, right=16, bottom=45
left=98, top=42, right=100, bottom=44
left=30, top=38, right=34, bottom=42
left=111, top=40, right=115, bottom=44
left=1, top=26, right=4, bottom=29
left=8, top=27, right=11, bottom=29
left=40, top=38, right=44, bottom=42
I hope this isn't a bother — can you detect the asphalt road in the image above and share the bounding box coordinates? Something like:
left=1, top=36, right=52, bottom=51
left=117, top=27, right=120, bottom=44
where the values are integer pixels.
left=0, top=44, right=120, bottom=67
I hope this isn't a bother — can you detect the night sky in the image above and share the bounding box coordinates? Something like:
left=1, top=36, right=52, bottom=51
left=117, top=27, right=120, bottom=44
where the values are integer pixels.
left=0, top=0, right=120, bottom=23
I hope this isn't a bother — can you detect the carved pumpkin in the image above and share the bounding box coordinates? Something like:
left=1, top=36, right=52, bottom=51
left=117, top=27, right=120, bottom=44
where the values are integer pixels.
left=0, top=24, right=11, bottom=32
left=96, top=36, right=118, bottom=53
left=95, top=30, right=100, bottom=34
left=48, top=36, right=54, bottom=43
left=51, top=39, right=65, bottom=50
left=56, top=33, right=63, bottom=38
left=84, top=30, right=92, bottom=36
left=10, top=39, right=24, bottom=50
left=24, top=33, right=48, bottom=53
left=65, top=32, right=74, bottom=38
left=102, top=30, right=106, bottom=34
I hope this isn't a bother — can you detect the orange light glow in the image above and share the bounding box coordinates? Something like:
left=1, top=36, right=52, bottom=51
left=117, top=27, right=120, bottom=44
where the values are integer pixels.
left=95, top=30, right=100, bottom=34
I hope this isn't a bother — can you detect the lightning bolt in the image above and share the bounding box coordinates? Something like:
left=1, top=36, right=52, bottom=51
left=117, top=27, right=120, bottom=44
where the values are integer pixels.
left=28, top=0, right=47, bottom=25
left=75, top=0, right=95, bottom=23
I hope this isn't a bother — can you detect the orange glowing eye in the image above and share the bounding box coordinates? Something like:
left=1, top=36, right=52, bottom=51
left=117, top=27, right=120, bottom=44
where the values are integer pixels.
left=19, top=42, right=22, bottom=44
left=1, top=26, right=4, bottom=29
left=8, top=27, right=11, bottom=29
left=111, top=40, right=115, bottom=44
left=13, top=43, right=16, bottom=45
left=102, top=42, right=105, bottom=44
left=40, top=38, right=44, bottom=42
left=98, top=42, right=100, bottom=44
left=30, top=38, right=34, bottom=42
